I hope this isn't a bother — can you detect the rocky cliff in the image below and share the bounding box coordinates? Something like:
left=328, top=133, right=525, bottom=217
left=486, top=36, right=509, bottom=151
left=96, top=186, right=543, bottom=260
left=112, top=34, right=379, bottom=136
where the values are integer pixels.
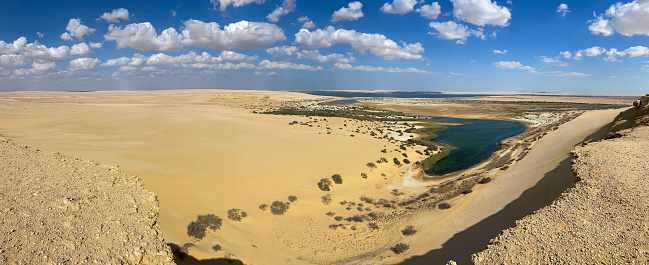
left=471, top=96, right=649, bottom=264
left=0, top=137, right=174, bottom=264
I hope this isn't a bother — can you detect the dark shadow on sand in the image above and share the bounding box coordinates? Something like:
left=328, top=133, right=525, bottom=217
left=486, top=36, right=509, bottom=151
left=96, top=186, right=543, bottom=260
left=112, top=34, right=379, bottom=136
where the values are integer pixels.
left=168, top=243, right=244, bottom=265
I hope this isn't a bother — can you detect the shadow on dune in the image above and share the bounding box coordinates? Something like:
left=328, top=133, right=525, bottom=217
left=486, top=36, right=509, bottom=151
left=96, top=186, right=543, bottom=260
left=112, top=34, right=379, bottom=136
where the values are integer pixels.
left=167, top=243, right=244, bottom=265
left=397, top=120, right=614, bottom=265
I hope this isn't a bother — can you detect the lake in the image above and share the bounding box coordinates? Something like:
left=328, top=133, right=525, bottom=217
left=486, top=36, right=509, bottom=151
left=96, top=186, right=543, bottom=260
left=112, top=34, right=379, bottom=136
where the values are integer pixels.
left=427, top=117, right=527, bottom=176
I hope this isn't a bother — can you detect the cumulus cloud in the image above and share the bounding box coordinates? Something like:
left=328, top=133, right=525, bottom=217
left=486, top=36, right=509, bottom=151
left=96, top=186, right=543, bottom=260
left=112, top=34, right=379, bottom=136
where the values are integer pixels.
left=589, top=0, right=649, bottom=36
left=492, top=61, right=534, bottom=70
left=210, top=0, right=265, bottom=12
left=493, top=49, right=507, bottom=54
left=181, top=20, right=285, bottom=50
left=23, top=43, right=71, bottom=60
left=0, top=37, right=28, bottom=54
left=380, top=0, right=417, bottom=15
left=89, top=42, right=103, bottom=49
left=494, top=60, right=589, bottom=77
left=332, top=1, right=364, bottom=22
left=70, top=43, right=92, bottom=56
left=450, top=0, right=511, bottom=26
left=0, top=54, right=29, bottom=69
left=104, top=22, right=183, bottom=52
left=266, top=46, right=300, bottom=61
left=417, top=2, right=442, bottom=19
left=296, top=50, right=355, bottom=64
left=99, top=8, right=130, bottom=23
left=258, top=60, right=323, bottom=71
left=102, top=51, right=257, bottom=70
left=333, top=63, right=437, bottom=75
left=557, top=4, right=570, bottom=16
left=13, top=61, right=58, bottom=76
left=267, top=0, right=296, bottom=22
left=36, top=32, right=44, bottom=38
left=560, top=51, right=572, bottom=59
left=298, top=16, right=316, bottom=29
left=294, top=26, right=424, bottom=60
left=68, top=58, right=101, bottom=71
left=62, top=18, right=96, bottom=41
left=573, top=46, right=606, bottom=60
left=428, top=21, right=484, bottom=44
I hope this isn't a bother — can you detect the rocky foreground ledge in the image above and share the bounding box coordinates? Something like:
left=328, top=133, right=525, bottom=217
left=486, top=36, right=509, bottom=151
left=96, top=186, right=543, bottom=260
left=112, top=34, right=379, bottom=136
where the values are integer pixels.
left=472, top=96, right=649, bottom=264
left=0, top=137, right=174, bottom=264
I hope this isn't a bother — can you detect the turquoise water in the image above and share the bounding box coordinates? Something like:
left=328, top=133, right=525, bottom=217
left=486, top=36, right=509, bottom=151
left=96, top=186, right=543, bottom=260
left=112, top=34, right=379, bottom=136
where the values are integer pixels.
left=427, top=117, right=527, bottom=176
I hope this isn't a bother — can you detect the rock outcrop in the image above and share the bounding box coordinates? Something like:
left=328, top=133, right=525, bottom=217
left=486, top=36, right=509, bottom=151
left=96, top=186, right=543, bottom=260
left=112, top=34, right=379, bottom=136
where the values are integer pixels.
left=472, top=96, right=649, bottom=264
left=0, top=137, right=174, bottom=264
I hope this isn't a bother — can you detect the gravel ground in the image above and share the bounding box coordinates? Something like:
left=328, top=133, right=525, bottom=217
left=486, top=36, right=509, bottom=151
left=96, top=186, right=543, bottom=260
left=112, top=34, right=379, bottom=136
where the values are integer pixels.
left=472, top=99, right=649, bottom=264
left=0, top=137, right=174, bottom=264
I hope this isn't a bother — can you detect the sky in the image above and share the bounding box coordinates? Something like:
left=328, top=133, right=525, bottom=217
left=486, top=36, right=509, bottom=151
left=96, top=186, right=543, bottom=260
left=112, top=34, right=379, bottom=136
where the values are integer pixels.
left=0, top=0, right=648, bottom=94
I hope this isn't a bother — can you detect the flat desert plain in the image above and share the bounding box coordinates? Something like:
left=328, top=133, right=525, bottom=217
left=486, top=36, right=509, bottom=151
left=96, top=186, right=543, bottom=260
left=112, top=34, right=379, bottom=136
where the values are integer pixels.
left=0, top=89, right=630, bottom=264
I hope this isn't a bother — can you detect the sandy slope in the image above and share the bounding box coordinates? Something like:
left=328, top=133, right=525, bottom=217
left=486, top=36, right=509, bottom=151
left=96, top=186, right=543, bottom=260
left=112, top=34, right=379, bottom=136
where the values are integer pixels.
left=396, top=108, right=622, bottom=264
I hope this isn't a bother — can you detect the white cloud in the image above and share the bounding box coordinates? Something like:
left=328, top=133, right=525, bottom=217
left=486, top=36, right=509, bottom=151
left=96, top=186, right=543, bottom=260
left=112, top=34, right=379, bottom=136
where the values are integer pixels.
left=99, top=8, right=130, bottom=23
left=13, top=61, right=57, bottom=76
left=89, top=42, right=102, bottom=49
left=68, top=58, right=101, bottom=71
left=590, top=0, right=649, bottom=36
left=101, top=51, right=257, bottom=70
left=23, top=42, right=70, bottom=60
left=60, top=32, right=73, bottom=41
left=267, top=0, right=296, bottom=22
left=266, top=46, right=299, bottom=61
left=573, top=46, right=606, bottom=60
left=36, top=32, right=44, bottom=38
left=545, top=71, right=590, bottom=77
left=560, top=51, right=572, bottom=59
left=258, top=60, right=323, bottom=71
left=588, top=16, right=614, bottom=36
left=63, top=18, right=96, bottom=41
left=101, top=57, right=132, bottom=67
left=332, top=1, right=364, bottom=22
left=104, top=22, right=183, bottom=52
left=0, top=54, right=29, bottom=69
left=493, top=49, right=507, bottom=54
left=333, top=63, right=437, bottom=75
left=417, top=2, right=442, bottom=19
left=70, top=43, right=92, bottom=56
left=492, top=61, right=534, bottom=70
left=298, top=16, right=316, bottom=29
left=0, top=37, right=28, bottom=54
left=428, top=21, right=484, bottom=44
left=171, top=10, right=177, bottom=16
left=450, top=0, right=511, bottom=26
left=380, top=0, right=417, bottom=15
left=294, top=26, right=424, bottom=60
left=181, top=20, right=286, bottom=50
left=296, top=50, right=355, bottom=64
left=604, top=46, right=649, bottom=61
left=210, top=0, right=265, bottom=12
left=541, top=57, right=568, bottom=66
left=557, top=4, right=570, bottom=16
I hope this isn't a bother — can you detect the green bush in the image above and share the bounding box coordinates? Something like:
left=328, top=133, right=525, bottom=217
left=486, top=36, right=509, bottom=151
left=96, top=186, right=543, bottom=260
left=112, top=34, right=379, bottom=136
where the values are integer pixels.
left=401, top=226, right=417, bottom=236
left=361, top=173, right=368, bottom=179
left=186, top=213, right=223, bottom=239
left=318, top=178, right=332, bottom=191
left=288, top=195, right=298, bottom=202
left=326, top=211, right=336, bottom=217
left=403, top=159, right=410, bottom=164
left=259, top=204, right=269, bottom=211
left=332, top=174, right=343, bottom=184
left=270, top=201, right=289, bottom=215
left=334, top=216, right=343, bottom=221
left=227, top=209, right=247, bottom=222
left=390, top=243, right=410, bottom=254
left=212, top=244, right=222, bottom=252
left=438, top=202, right=451, bottom=210
left=321, top=194, right=332, bottom=205
left=366, top=162, right=377, bottom=168
left=187, top=221, right=207, bottom=239
left=393, top=158, right=401, bottom=165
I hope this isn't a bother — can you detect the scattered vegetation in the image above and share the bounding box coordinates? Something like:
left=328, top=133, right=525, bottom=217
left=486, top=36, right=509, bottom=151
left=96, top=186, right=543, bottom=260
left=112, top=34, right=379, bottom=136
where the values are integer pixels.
left=227, top=209, right=247, bottom=222
left=361, top=173, right=368, bottom=179
left=393, top=158, right=401, bottom=165
left=334, top=216, right=343, bottom=221
left=288, top=195, right=298, bottom=202
left=326, top=211, right=336, bottom=217
left=212, top=244, right=222, bottom=252
left=259, top=204, right=268, bottom=211
left=403, top=159, right=410, bottom=164
left=368, top=222, right=379, bottom=230
left=438, top=202, right=452, bottom=210
left=270, top=201, right=290, bottom=215
left=321, top=194, right=332, bottom=205
left=401, top=226, right=417, bottom=236
left=318, top=178, right=332, bottom=191
left=366, top=162, right=377, bottom=169
left=390, top=243, right=410, bottom=254
left=332, top=174, right=343, bottom=184
left=187, top=214, right=223, bottom=240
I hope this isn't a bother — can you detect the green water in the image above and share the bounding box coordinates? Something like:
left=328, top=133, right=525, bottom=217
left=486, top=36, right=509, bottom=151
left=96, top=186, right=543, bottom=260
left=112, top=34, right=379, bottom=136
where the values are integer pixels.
left=427, top=117, right=527, bottom=176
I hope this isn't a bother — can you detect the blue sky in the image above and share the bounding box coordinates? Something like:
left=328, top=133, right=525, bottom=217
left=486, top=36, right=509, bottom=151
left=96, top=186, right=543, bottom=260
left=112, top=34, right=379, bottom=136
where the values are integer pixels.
left=0, top=0, right=648, bottom=94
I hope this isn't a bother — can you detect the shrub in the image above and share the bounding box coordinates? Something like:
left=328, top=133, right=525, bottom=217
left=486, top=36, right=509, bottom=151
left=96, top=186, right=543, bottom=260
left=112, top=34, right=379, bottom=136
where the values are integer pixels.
left=270, top=201, right=289, bottom=215
left=318, top=178, right=332, bottom=191
left=381, top=149, right=387, bottom=153
left=187, top=213, right=223, bottom=239
left=212, top=244, right=222, bottom=252
left=259, top=204, right=268, bottom=211
left=366, top=162, right=377, bottom=169
left=368, top=222, right=379, bottom=230
left=359, top=195, right=374, bottom=204
left=390, top=243, right=410, bottom=254
left=478, top=177, right=492, bottom=184
left=332, top=174, right=343, bottom=184
left=347, top=215, right=365, bottom=222
left=334, top=216, right=343, bottom=221
left=401, top=226, right=417, bottom=236
left=461, top=189, right=473, bottom=194
left=227, top=209, right=247, bottom=222
left=393, top=158, right=401, bottom=165
left=321, top=194, right=332, bottom=205
left=403, top=159, right=410, bottom=164
left=187, top=221, right=207, bottom=239
left=288, top=195, right=298, bottom=202
left=361, top=173, right=368, bottom=179
left=402, top=153, right=408, bottom=158
left=438, top=202, right=451, bottom=210
left=381, top=157, right=388, bottom=163
left=326, top=211, right=336, bottom=217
